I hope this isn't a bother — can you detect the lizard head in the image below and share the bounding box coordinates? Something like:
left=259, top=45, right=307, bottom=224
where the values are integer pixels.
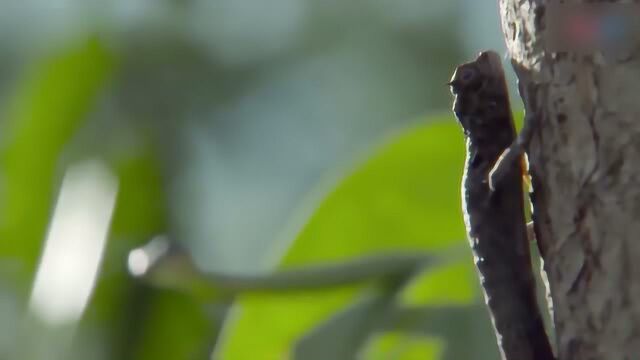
left=449, top=51, right=514, bottom=144
left=448, top=50, right=504, bottom=95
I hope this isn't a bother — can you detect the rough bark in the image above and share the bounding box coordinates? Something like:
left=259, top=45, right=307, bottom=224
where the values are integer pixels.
left=499, top=1, right=640, bottom=359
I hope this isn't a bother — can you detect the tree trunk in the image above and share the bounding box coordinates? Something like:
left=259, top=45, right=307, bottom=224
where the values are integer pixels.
left=499, top=1, right=640, bottom=359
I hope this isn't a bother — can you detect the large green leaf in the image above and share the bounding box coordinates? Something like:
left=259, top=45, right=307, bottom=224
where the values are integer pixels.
left=216, top=118, right=471, bottom=359
left=362, top=333, right=444, bottom=360
left=293, top=292, right=400, bottom=360
left=282, top=119, right=467, bottom=265
left=400, top=260, right=476, bottom=307
left=0, top=37, right=115, bottom=289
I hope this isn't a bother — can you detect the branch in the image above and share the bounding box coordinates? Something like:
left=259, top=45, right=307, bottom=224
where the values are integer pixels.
left=128, top=237, right=458, bottom=299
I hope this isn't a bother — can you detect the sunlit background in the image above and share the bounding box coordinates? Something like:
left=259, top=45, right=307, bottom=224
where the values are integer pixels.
left=0, top=1, right=512, bottom=359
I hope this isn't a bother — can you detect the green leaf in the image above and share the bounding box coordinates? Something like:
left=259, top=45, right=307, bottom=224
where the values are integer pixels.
left=362, top=333, right=444, bottom=360
left=293, top=292, right=396, bottom=360
left=379, top=304, right=500, bottom=360
left=109, top=148, right=167, bottom=237
left=216, top=118, right=470, bottom=360
left=400, top=260, right=477, bottom=307
left=215, top=289, right=357, bottom=360
left=128, top=289, right=213, bottom=360
left=0, top=37, right=115, bottom=288
left=283, top=119, right=466, bottom=266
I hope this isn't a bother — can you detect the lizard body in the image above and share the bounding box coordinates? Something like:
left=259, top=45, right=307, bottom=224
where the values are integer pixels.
left=449, top=51, right=554, bottom=360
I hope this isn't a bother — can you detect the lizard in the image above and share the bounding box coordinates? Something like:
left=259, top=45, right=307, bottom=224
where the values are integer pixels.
left=449, top=50, right=555, bottom=360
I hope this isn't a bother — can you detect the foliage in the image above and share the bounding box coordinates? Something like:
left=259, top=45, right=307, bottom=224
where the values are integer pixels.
left=125, top=119, right=503, bottom=359
left=0, top=5, right=517, bottom=359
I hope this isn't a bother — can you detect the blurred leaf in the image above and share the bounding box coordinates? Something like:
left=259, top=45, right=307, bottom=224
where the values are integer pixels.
left=79, top=144, right=170, bottom=360
left=362, top=333, right=444, bottom=360
left=400, top=260, right=476, bottom=307
left=293, top=294, right=392, bottom=360
left=109, top=147, right=167, bottom=237
left=129, top=289, right=213, bottom=360
left=215, top=289, right=354, bottom=360
left=216, top=118, right=471, bottom=359
left=284, top=118, right=466, bottom=265
left=0, top=37, right=115, bottom=287
left=292, top=297, right=382, bottom=360
left=382, top=305, right=471, bottom=335
left=381, top=305, right=499, bottom=360
left=293, top=274, right=412, bottom=360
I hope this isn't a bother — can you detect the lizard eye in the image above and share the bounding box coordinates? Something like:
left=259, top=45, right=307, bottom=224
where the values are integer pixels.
left=461, top=67, right=476, bottom=82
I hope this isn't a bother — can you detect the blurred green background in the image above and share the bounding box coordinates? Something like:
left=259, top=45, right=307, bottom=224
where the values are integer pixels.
left=0, top=1, right=514, bottom=359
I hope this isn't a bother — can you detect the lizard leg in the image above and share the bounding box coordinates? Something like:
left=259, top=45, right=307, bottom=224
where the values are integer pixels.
left=488, top=111, right=537, bottom=191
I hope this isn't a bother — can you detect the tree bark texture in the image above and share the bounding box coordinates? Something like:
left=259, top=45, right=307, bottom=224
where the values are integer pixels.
left=499, top=1, right=640, bottom=359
